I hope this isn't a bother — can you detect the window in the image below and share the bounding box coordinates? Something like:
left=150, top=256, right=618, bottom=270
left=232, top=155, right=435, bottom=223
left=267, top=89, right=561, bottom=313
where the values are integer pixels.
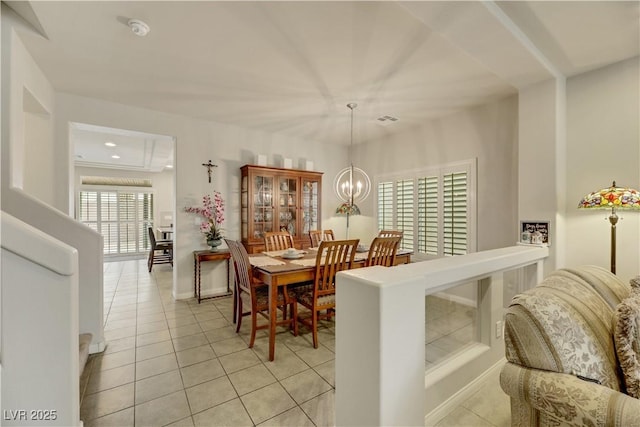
left=376, top=159, right=476, bottom=258
left=78, top=189, right=155, bottom=256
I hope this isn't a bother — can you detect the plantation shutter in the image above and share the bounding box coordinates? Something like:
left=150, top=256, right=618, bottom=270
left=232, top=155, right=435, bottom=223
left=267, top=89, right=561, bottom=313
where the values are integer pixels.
left=377, top=181, right=394, bottom=231
left=78, top=189, right=155, bottom=256
left=443, top=172, right=468, bottom=256
left=375, top=159, right=475, bottom=259
left=78, top=191, right=98, bottom=232
left=101, top=192, right=119, bottom=254
left=396, top=179, right=414, bottom=250
left=418, top=176, right=439, bottom=255
left=140, top=193, right=154, bottom=250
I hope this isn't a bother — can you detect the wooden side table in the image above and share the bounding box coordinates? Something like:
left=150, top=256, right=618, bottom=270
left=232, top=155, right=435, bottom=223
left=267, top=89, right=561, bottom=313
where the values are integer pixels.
left=193, top=249, right=232, bottom=303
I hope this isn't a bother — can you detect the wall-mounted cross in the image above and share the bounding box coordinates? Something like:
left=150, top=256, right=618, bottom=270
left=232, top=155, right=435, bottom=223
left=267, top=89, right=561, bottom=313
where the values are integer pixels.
left=202, top=160, right=218, bottom=183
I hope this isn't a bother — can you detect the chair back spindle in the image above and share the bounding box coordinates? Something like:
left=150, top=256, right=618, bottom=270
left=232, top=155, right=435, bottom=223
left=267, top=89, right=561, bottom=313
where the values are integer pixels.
left=309, top=230, right=322, bottom=247
left=264, top=231, right=294, bottom=251
left=366, top=236, right=401, bottom=267
left=315, top=239, right=359, bottom=296
left=323, top=229, right=335, bottom=241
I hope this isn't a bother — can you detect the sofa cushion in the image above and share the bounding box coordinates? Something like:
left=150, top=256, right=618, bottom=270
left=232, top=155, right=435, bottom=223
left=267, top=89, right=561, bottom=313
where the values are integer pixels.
left=504, top=266, right=629, bottom=391
left=614, top=285, right=640, bottom=398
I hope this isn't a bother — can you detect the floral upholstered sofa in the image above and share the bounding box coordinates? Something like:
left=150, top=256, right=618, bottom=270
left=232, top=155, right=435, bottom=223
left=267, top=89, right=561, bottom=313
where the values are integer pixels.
left=500, top=265, right=640, bottom=426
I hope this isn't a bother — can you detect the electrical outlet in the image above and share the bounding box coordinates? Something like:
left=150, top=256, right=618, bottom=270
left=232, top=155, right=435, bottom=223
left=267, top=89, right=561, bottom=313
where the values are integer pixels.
left=495, top=320, right=503, bottom=339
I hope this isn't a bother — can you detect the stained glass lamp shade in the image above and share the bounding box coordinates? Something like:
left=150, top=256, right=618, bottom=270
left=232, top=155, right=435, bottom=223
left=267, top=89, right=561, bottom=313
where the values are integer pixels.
left=578, top=181, right=640, bottom=274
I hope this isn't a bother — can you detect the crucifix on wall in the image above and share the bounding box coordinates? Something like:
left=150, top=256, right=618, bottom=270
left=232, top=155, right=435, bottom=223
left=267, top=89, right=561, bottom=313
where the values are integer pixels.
left=202, top=160, right=218, bottom=183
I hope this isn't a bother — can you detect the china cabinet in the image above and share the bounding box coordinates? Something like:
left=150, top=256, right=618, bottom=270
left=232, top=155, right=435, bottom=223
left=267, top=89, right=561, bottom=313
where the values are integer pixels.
left=241, top=165, right=322, bottom=253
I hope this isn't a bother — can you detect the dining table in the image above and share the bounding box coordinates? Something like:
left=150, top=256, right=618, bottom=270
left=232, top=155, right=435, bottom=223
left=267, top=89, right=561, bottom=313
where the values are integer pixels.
left=157, top=226, right=174, bottom=240
left=249, top=246, right=412, bottom=361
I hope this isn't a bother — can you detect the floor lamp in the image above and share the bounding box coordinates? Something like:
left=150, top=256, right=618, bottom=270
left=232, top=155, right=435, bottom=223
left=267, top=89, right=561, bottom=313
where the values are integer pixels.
left=578, top=181, right=640, bottom=274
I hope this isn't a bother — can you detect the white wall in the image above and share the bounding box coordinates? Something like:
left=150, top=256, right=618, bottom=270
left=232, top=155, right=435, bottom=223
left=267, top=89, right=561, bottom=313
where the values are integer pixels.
left=1, top=5, right=57, bottom=208
left=354, top=95, right=519, bottom=251
left=518, top=78, right=561, bottom=274
left=2, top=7, right=105, bottom=354
left=23, top=100, right=54, bottom=205
left=1, top=213, right=80, bottom=426
left=55, top=93, right=348, bottom=299
left=565, top=57, right=640, bottom=281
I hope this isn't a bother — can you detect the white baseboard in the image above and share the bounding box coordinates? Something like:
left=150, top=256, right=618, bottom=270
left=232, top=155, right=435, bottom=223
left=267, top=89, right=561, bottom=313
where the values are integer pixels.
left=89, top=340, right=106, bottom=354
left=174, top=290, right=195, bottom=300
left=424, top=358, right=506, bottom=426
left=174, top=290, right=233, bottom=301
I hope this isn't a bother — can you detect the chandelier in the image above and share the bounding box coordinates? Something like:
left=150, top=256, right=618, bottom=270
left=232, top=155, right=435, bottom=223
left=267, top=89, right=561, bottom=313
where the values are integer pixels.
left=334, top=103, right=371, bottom=234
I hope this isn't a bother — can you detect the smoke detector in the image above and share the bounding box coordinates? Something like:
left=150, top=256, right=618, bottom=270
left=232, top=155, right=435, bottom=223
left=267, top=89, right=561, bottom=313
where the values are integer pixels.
left=128, top=19, right=150, bottom=37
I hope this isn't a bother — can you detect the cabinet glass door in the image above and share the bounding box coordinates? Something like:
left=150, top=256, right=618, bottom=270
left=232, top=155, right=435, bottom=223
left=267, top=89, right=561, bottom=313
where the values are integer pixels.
left=277, top=177, right=297, bottom=236
left=302, top=177, right=320, bottom=234
left=252, top=174, right=274, bottom=240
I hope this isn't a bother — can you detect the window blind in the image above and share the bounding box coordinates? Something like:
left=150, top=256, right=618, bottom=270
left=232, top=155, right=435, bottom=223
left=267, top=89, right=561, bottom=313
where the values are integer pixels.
left=375, top=159, right=475, bottom=258
left=443, top=172, right=468, bottom=256
left=78, top=190, right=155, bottom=256
left=396, top=179, right=414, bottom=250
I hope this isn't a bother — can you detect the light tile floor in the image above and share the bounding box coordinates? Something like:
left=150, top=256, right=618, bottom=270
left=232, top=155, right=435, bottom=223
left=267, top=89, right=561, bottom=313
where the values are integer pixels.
left=80, top=259, right=510, bottom=426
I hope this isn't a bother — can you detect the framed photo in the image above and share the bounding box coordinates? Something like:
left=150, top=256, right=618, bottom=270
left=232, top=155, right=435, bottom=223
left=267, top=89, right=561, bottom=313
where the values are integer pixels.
left=520, top=220, right=550, bottom=246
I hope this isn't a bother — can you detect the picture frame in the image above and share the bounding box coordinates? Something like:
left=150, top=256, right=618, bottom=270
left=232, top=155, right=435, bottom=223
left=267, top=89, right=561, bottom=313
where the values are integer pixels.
left=520, top=220, right=550, bottom=246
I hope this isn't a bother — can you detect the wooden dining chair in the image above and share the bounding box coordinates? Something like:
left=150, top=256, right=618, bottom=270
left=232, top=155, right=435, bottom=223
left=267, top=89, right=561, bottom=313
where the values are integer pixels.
left=309, top=230, right=323, bottom=247
left=147, top=227, right=173, bottom=272
left=322, top=229, right=335, bottom=241
left=264, top=231, right=294, bottom=251
left=225, top=239, right=297, bottom=348
left=378, top=229, right=403, bottom=239
left=295, top=238, right=359, bottom=348
left=309, top=229, right=335, bottom=247
left=366, top=236, right=401, bottom=267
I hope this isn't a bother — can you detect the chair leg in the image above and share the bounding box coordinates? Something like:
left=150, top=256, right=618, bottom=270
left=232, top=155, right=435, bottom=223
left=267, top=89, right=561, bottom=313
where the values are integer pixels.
left=291, top=300, right=298, bottom=336
left=235, top=296, right=243, bottom=333
left=233, top=289, right=238, bottom=324
left=249, top=308, right=258, bottom=348
left=311, top=309, right=318, bottom=349
left=148, top=249, right=154, bottom=272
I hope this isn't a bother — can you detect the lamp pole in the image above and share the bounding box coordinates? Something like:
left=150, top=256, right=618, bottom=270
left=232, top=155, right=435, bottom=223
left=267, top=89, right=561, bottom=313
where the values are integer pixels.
left=609, top=208, right=618, bottom=274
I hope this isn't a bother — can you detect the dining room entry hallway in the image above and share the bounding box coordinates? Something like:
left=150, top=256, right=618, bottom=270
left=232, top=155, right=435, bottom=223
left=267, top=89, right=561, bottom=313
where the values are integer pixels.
left=79, top=259, right=510, bottom=426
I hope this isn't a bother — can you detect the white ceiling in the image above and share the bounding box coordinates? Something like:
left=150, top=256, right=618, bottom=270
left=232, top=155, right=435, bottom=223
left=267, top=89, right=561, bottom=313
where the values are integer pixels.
left=7, top=1, right=639, bottom=169
left=71, top=123, right=174, bottom=172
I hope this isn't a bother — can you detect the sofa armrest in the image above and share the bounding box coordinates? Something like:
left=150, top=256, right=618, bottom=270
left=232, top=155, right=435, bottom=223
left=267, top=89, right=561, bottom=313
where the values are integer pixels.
left=500, top=362, right=640, bottom=427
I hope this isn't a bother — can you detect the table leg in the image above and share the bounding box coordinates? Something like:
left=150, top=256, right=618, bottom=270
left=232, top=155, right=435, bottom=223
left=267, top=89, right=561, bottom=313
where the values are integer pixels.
left=194, top=258, right=197, bottom=300
left=269, top=279, right=277, bottom=361
left=196, top=259, right=202, bottom=303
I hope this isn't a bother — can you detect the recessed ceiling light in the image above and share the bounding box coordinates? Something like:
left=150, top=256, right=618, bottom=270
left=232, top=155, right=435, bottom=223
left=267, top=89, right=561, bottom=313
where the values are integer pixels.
left=111, top=154, right=120, bottom=159
left=105, top=142, right=116, bottom=147
left=166, top=164, right=173, bottom=169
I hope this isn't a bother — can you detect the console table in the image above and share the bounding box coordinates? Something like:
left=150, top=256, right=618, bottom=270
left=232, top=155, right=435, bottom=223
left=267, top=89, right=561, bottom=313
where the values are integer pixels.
left=193, top=249, right=232, bottom=303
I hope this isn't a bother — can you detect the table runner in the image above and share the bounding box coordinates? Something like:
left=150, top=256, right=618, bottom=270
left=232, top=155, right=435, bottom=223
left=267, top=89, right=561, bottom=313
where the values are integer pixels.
left=249, top=255, right=286, bottom=267
left=262, top=249, right=308, bottom=258
left=289, top=258, right=319, bottom=267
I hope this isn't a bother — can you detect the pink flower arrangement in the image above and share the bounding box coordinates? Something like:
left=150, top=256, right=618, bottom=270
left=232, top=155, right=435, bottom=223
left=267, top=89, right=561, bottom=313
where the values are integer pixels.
left=185, top=192, right=225, bottom=240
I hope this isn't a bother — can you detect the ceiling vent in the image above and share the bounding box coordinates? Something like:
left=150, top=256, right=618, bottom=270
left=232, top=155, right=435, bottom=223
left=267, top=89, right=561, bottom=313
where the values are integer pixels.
left=376, top=115, right=399, bottom=126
